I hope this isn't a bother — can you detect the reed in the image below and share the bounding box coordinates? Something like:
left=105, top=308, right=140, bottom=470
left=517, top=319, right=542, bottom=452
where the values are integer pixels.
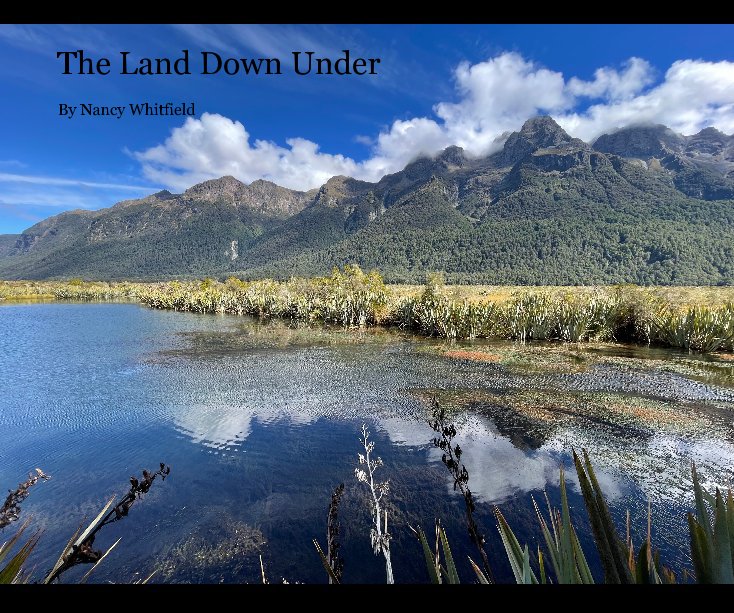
left=3, top=274, right=733, bottom=354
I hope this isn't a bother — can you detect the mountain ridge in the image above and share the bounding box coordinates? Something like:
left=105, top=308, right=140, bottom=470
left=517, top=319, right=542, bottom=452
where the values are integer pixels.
left=2, top=116, right=733, bottom=284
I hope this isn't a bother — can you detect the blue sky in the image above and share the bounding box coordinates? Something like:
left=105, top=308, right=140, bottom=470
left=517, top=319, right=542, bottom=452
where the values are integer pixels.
left=1, top=24, right=733, bottom=234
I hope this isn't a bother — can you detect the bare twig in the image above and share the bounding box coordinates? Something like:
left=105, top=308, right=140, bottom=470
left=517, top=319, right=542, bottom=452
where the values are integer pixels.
left=355, top=424, right=394, bottom=584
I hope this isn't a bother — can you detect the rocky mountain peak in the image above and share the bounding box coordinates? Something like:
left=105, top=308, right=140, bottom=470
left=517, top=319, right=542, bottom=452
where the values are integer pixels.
left=249, top=179, right=276, bottom=189
left=436, top=145, right=467, bottom=167
left=182, top=175, right=247, bottom=203
left=243, top=178, right=311, bottom=217
left=494, top=115, right=582, bottom=167
left=152, top=189, right=174, bottom=198
left=518, top=116, right=572, bottom=147
left=686, top=127, right=732, bottom=156
left=313, top=175, right=371, bottom=208
left=112, top=188, right=180, bottom=209
left=593, top=124, right=685, bottom=159
left=696, top=127, right=726, bottom=139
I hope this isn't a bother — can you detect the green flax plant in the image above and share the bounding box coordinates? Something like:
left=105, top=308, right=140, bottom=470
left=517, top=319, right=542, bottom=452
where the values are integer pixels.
left=652, top=304, right=734, bottom=352
left=137, top=272, right=734, bottom=353
left=687, top=463, right=734, bottom=583
left=411, top=520, right=461, bottom=584
left=139, top=265, right=391, bottom=328
left=506, top=293, right=557, bottom=342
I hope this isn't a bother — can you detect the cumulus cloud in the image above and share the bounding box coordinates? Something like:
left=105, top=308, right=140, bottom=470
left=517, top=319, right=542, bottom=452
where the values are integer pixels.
left=567, top=57, right=655, bottom=101
left=134, top=113, right=362, bottom=192
left=133, top=52, right=734, bottom=192
left=560, top=58, right=734, bottom=139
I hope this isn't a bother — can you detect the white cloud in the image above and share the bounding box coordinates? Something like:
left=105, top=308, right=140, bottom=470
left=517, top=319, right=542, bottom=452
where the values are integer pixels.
left=560, top=59, right=734, bottom=140
left=134, top=113, right=361, bottom=192
left=133, top=53, right=734, bottom=192
left=567, top=57, right=655, bottom=101
left=0, top=172, right=154, bottom=191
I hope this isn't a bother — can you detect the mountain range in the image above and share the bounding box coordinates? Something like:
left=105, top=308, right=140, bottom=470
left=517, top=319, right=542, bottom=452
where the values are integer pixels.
left=2, top=116, right=733, bottom=284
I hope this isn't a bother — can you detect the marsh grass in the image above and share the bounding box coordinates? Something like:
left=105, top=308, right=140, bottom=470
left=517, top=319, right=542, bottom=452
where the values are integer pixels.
left=3, top=273, right=733, bottom=353
left=0, top=280, right=141, bottom=302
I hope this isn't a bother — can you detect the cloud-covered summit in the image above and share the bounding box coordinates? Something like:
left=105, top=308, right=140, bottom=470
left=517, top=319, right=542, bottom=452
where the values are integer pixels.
left=134, top=52, right=734, bottom=191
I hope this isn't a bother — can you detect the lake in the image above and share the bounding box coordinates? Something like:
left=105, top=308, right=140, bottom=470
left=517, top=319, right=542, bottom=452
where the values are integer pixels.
left=1, top=302, right=733, bottom=583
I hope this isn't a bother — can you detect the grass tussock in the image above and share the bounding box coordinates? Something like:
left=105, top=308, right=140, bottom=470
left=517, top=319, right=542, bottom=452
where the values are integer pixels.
left=2, top=270, right=733, bottom=353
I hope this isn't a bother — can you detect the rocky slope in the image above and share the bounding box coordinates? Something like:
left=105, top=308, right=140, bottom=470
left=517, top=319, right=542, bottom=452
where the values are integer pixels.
left=1, top=117, right=732, bottom=284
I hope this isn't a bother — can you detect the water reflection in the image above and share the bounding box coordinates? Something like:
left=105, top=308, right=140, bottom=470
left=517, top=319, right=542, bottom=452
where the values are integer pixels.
left=160, top=317, right=734, bottom=509
left=437, top=414, right=626, bottom=504
left=173, top=402, right=317, bottom=449
left=3, top=304, right=734, bottom=583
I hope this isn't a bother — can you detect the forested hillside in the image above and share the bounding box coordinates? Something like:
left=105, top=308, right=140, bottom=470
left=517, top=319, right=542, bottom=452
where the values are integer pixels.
left=1, top=117, right=732, bottom=284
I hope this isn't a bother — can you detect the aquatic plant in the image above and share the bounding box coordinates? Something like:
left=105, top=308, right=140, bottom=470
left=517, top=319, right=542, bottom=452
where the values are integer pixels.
left=652, top=304, right=734, bottom=352
left=0, top=464, right=170, bottom=584
left=429, top=399, right=495, bottom=582
left=0, top=519, right=41, bottom=584
left=8, top=275, right=732, bottom=353
left=354, top=424, right=394, bottom=584
left=411, top=520, right=461, bottom=584
left=0, top=280, right=141, bottom=302
left=138, top=265, right=391, bottom=328
left=687, top=463, right=734, bottom=583
left=44, top=463, right=171, bottom=583
left=313, top=483, right=345, bottom=584
left=0, top=468, right=50, bottom=529
left=506, top=293, right=556, bottom=342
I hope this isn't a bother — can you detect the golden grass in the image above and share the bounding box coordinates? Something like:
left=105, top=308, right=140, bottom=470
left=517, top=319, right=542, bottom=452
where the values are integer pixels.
left=3, top=279, right=733, bottom=308
left=390, top=284, right=734, bottom=308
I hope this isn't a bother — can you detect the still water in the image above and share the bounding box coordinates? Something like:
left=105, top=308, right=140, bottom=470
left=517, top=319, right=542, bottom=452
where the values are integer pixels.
left=1, top=302, right=733, bottom=583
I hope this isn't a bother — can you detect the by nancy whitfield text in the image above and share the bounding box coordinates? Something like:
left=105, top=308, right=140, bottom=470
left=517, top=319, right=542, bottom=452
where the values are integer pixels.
left=56, top=49, right=381, bottom=120
left=59, top=102, right=195, bottom=119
